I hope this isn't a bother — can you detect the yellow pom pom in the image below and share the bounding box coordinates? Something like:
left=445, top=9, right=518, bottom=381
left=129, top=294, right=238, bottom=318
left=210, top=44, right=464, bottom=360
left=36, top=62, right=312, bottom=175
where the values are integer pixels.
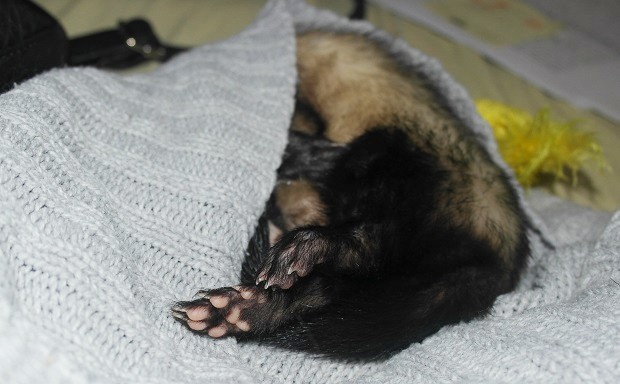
left=475, top=99, right=609, bottom=188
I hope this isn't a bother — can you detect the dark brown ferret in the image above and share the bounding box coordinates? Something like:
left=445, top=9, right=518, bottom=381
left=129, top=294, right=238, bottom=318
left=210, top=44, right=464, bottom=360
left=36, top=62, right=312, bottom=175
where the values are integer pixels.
left=173, top=31, right=530, bottom=360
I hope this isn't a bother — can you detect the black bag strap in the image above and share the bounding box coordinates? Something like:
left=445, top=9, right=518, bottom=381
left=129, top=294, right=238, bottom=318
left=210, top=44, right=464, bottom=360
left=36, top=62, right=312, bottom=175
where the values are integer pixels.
left=67, top=19, right=186, bottom=69
left=350, top=0, right=366, bottom=20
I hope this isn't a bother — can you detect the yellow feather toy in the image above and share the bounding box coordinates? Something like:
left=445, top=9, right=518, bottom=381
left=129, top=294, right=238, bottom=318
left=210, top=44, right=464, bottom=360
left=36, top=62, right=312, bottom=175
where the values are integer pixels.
left=475, top=99, right=609, bottom=188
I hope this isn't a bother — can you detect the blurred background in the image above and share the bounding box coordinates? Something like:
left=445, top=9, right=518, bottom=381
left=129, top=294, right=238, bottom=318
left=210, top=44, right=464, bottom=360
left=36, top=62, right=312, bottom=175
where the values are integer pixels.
left=34, top=0, right=620, bottom=211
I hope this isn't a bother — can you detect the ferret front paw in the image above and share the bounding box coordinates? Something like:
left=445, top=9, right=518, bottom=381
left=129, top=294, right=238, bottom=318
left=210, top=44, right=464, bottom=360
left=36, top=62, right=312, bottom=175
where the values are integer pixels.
left=256, top=227, right=330, bottom=289
left=172, top=285, right=267, bottom=337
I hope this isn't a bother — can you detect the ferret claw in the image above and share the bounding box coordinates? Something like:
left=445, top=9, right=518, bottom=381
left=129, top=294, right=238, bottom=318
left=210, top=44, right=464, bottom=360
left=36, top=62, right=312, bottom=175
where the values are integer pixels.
left=192, top=290, right=210, bottom=300
left=171, top=308, right=190, bottom=321
left=256, top=272, right=267, bottom=285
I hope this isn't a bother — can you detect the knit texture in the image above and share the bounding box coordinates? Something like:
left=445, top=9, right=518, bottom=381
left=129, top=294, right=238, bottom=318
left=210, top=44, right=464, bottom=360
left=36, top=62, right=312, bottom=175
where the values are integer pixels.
left=1, top=1, right=618, bottom=383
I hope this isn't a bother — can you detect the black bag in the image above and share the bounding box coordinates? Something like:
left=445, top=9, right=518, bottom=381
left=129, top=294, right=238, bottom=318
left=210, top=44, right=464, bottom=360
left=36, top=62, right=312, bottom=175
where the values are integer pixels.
left=0, top=0, right=185, bottom=94
left=0, top=0, right=68, bottom=93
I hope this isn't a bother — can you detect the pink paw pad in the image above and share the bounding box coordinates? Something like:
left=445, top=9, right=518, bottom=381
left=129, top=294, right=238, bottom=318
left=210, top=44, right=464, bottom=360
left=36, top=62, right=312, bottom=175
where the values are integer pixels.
left=172, top=285, right=267, bottom=337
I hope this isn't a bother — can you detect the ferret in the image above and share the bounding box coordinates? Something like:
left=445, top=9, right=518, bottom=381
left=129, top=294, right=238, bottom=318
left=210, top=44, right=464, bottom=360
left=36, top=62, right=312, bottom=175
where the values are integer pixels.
left=172, top=30, right=530, bottom=360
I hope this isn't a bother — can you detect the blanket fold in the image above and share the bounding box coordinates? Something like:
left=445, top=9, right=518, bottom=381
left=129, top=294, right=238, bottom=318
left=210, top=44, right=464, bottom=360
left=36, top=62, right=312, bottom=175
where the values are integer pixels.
left=0, top=1, right=618, bottom=383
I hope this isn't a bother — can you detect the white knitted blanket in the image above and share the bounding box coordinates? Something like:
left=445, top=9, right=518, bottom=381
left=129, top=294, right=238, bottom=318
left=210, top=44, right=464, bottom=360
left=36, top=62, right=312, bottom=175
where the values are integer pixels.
left=1, top=1, right=618, bottom=383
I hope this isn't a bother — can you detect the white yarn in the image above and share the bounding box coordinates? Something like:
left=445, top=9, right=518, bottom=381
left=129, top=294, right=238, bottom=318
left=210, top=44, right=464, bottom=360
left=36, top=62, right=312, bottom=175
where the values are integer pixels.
left=0, top=1, right=618, bottom=383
